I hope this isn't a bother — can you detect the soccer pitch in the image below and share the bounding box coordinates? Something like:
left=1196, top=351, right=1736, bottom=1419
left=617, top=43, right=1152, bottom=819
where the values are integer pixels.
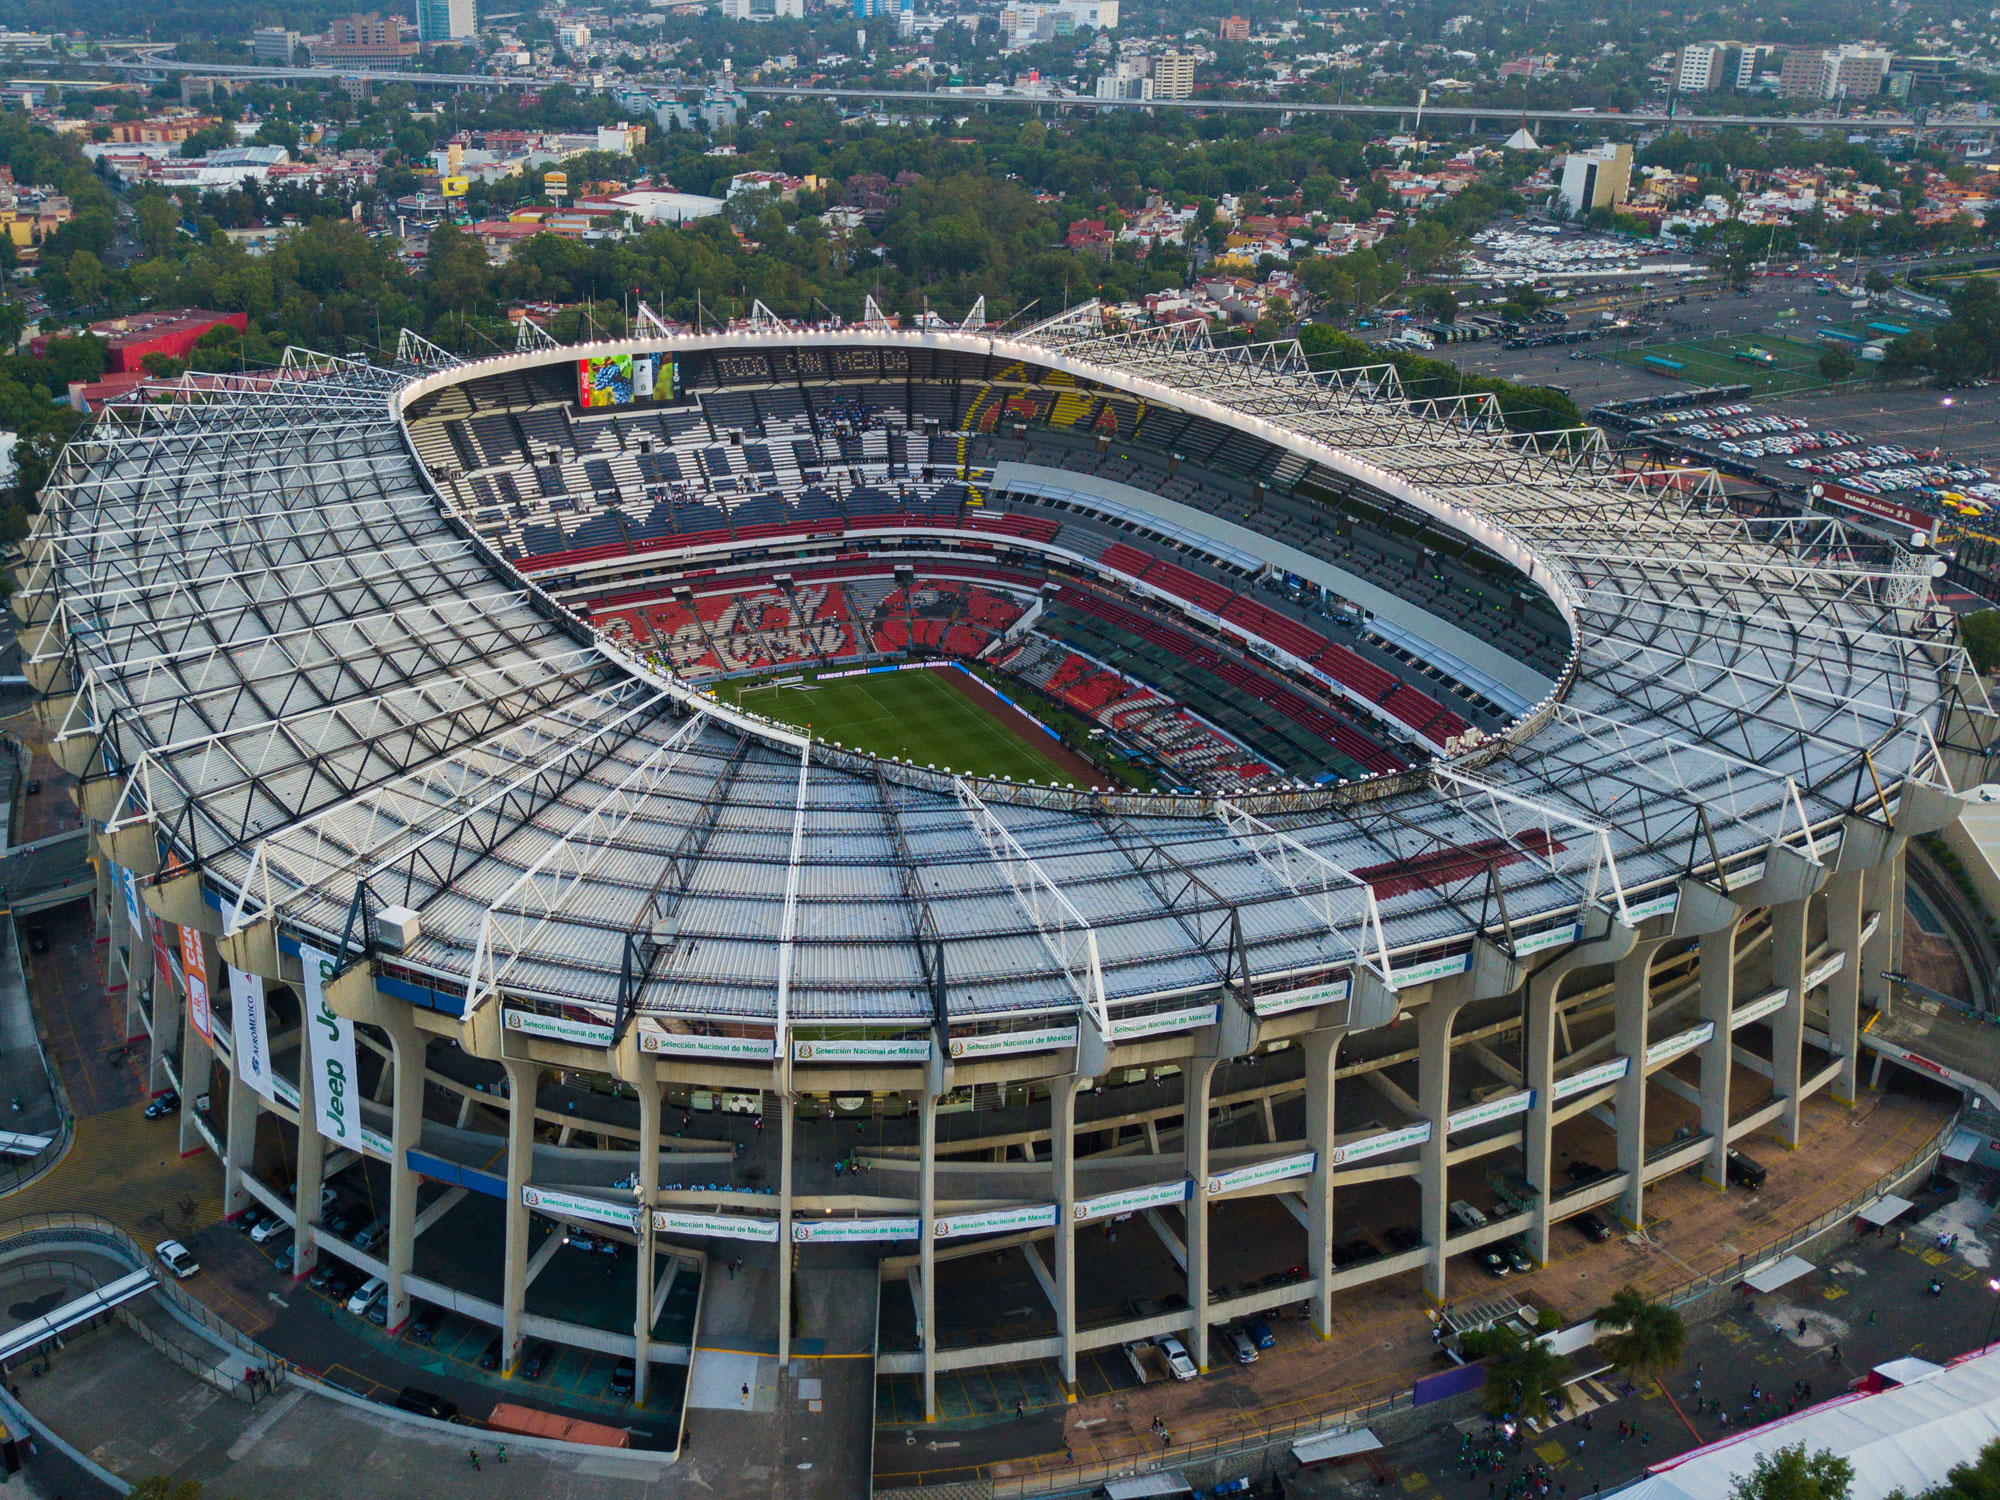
left=712, top=668, right=1084, bottom=787
left=1613, top=334, right=1833, bottom=395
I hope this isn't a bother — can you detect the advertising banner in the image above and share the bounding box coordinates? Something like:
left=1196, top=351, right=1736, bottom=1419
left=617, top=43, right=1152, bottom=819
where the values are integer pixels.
left=932, top=1204, right=1058, bottom=1239
left=1445, top=1090, right=1533, bottom=1135
left=651, top=1207, right=780, bottom=1242
left=181, top=922, right=213, bottom=1043
left=1253, top=979, right=1350, bottom=1018
left=1329, top=1121, right=1431, bottom=1166
left=1074, top=1179, right=1190, bottom=1223
left=523, top=1185, right=641, bottom=1232
left=1108, top=1003, right=1218, bottom=1041
left=1551, top=1057, right=1629, bottom=1101
left=791, top=1037, right=930, bottom=1063
left=1206, top=1151, right=1316, bottom=1196
left=947, top=1026, right=1078, bottom=1060
left=301, top=943, right=358, bottom=1148
left=228, top=964, right=275, bottom=1101
left=1731, top=988, right=1789, bottom=1030
left=117, top=864, right=147, bottom=950
left=577, top=352, right=673, bottom=408
left=637, top=1029, right=777, bottom=1060
left=1644, top=1021, right=1714, bottom=1069
left=504, top=1008, right=614, bottom=1048
left=791, top=1217, right=922, bottom=1243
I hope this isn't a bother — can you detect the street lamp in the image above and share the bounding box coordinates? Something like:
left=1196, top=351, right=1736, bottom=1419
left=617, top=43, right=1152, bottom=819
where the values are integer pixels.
left=1983, top=1276, right=2000, bottom=1351
left=1940, top=396, right=1956, bottom=457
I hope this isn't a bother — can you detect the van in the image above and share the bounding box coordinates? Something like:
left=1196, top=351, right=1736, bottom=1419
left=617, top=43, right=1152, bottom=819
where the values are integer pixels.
left=347, top=1275, right=387, bottom=1314
left=394, top=1386, right=459, bottom=1422
left=1725, top=1150, right=1768, bottom=1191
left=1448, top=1200, right=1488, bottom=1231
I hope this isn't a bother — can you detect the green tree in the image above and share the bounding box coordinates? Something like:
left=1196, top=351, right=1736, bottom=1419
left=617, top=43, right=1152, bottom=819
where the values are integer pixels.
left=1961, top=611, right=2000, bottom=675
left=424, top=221, right=491, bottom=317
left=134, top=189, right=179, bottom=259
left=1730, top=1445, right=1855, bottom=1500
left=64, top=247, right=106, bottom=308
left=1419, top=286, right=1460, bottom=323
left=1476, top=1327, right=1571, bottom=1422
left=1593, top=1284, right=1687, bottom=1381
left=1816, top=349, right=1856, bottom=382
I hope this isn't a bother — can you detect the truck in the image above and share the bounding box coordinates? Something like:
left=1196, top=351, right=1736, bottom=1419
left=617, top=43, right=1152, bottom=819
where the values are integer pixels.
left=484, top=1403, right=632, bottom=1448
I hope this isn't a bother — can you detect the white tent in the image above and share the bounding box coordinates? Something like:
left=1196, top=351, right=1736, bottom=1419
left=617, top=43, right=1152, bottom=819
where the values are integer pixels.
left=1505, top=126, right=1540, bottom=151
left=1616, top=1346, right=2000, bottom=1500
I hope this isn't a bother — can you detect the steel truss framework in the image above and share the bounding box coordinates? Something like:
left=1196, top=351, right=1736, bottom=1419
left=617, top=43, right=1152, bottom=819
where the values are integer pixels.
left=23, top=323, right=1986, bottom=1039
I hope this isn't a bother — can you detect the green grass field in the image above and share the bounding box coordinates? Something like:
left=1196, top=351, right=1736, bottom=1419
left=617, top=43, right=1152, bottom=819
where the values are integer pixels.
left=1613, top=332, right=1836, bottom=395
left=712, top=667, right=1084, bottom=786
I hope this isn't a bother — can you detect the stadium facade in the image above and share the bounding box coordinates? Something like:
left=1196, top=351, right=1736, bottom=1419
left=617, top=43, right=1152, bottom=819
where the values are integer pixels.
left=21, top=316, right=1991, bottom=1415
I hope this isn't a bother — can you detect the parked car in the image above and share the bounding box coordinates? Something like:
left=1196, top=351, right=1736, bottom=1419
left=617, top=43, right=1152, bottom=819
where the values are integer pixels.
left=1475, top=1247, right=1512, bottom=1279
left=479, top=1333, right=504, bottom=1370
left=1500, top=1239, right=1535, bottom=1273
left=610, top=1358, right=636, bottom=1398
left=1155, top=1335, right=1198, bottom=1381
left=347, top=1275, right=386, bottom=1315
left=394, top=1387, right=458, bottom=1422
left=1448, top=1200, right=1489, bottom=1231
left=1726, top=1149, right=1768, bottom=1190
left=250, top=1214, right=288, bottom=1245
left=367, top=1292, right=391, bottom=1327
left=233, top=1209, right=265, bottom=1237
left=1384, top=1225, right=1424, bottom=1252
left=154, top=1239, right=199, bottom=1279
left=1572, top=1212, right=1614, bottom=1243
left=520, top=1340, right=554, bottom=1381
left=143, top=1091, right=180, bottom=1120
left=271, top=1244, right=295, bottom=1276
left=407, top=1303, right=440, bottom=1344
left=325, top=1267, right=363, bottom=1302
left=1243, top=1317, right=1275, bottom=1350
left=26, top=926, right=46, bottom=954
left=1565, top=1159, right=1605, bottom=1182
left=353, top=1216, right=388, bottom=1253
left=1220, top=1327, right=1258, bottom=1365
left=307, top=1260, right=339, bottom=1291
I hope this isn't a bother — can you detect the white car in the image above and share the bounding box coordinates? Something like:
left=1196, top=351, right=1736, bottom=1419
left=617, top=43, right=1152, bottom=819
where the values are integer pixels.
left=250, top=1213, right=289, bottom=1245
left=1155, top=1334, right=1198, bottom=1381
left=347, top=1275, right=386, bottom=1315
left=154, top=1239, right=199, bottom=1279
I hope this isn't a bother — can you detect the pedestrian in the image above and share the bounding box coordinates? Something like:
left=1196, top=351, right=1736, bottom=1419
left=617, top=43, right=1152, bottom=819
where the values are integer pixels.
left=1575, top=1438, right=1585, bottom=1455
left=728, top=1259, right=736, bottom=1280
left=1641, top=1431, right=1651, bottom=1447
left=741, top=1381, right=750, bottom=1405
left=497, top=1445, right=507, bottom=1465
left=468, top=1448, right=482, bottom=1471
left=1016, top=1398, right=1025, bottom=1420
left=1065, top=1444, right=1074, bottom=1464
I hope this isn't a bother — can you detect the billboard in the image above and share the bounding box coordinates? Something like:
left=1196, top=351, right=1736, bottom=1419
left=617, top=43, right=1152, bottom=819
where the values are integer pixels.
left=577, top=352, right=674, bottom=409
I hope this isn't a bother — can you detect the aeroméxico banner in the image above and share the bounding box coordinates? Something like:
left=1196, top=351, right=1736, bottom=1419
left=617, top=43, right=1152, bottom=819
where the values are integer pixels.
left=228, top=964, right=275, bottom=1101
left=301, top=943, right=358, bottom=1147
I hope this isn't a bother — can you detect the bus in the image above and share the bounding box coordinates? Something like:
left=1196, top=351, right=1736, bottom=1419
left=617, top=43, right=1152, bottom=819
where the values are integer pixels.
left=1641, top=355, right=1687, bottom=374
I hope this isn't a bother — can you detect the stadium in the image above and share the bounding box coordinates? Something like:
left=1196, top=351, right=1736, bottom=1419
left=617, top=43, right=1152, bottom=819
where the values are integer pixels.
left=19, top=310, right=1990, bottom=1437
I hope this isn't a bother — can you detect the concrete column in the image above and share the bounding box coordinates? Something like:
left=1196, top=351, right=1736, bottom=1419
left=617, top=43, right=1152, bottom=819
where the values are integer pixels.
left=1183, top=1056, right=1220, bottom=1370
left=1611, top=943, right=1658, bottom=1227
left=1824, top=869, right=1865, bottom=1105
left=1050, top=1075, right=1087, bottom=1390
left=500, top=1056, right=538, bottom=1369
left=918, top=1091, right=939, bottom=1420
left=381, top=1014, right=426, bottom=1332
left=632, top=1075, right=661, bottom=1405
left=1521, top=971, right=1563, bottom=1266
left=1860, top=850, right=1900, bottom=1015
left=93, top=856, right=111, bottom=941
left=1302, top=1029, right=1341, bottom=1337
left=1698, top=919, right=1742, bottom=1188
left=776, top=1104, right=795, bottom=1364
left=1880, top=854, right=1907, bottom=1017
left=147, top=962, right=177, bottom=1097
left=178, top=983, right=214, bottom=1158
left=223, top=1053, right=259, bottom=1218
left=1768, top=897, right=1810, bottom=1149
left=1416, top=994, right=1464, bottom=1302
left=292, top=1046, right=328, bottom=1281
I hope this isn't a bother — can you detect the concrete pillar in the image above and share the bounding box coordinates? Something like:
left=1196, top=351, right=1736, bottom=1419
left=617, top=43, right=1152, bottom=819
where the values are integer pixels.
left=293, top=1047, right=328, bottom=1281
left=381, top=1014, right=426, bottom=1332
left=1416, top=994, right=1465, bottom=1302
left=500, top=1056, right=538, bottom=1369
left=918, top=1091, right=939, bottom=1420
left=147, top=962, right=177, bottom=1097
left=105, top=875, right=129, bottom=1016
left=1824, top=869, right=1865, bottom=1105
left=632, top=1075, right=661, bottom=1405
left=223, top=1053, right=259, bottom=1218
left=1698, top=919, right=1742, bottom=1188
left=1050, top=1075, right=1087, bottom=1390
left=1768, top=897, right=1810, bottom=1149
left=1521, top=972, right=1563, bottom=1266
left=1860, top=853, right=1898, bottom=1014
left=1612, top=943, right=1658, bottom=1227
left=179, top=984, right=214, bottom=1158
left=1183, top=1056, right=1219, bottom=1370
left=1302, top=1028, right=1342, bottom=1337
left=776, top=1104, right=795, bottom=1364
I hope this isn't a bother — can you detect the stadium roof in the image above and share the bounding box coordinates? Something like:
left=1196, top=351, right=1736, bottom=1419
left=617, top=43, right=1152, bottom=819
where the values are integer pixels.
left=20, top=324, right=1983, bottom=1042
left=1618, top=1347, right=2000, bottom=1500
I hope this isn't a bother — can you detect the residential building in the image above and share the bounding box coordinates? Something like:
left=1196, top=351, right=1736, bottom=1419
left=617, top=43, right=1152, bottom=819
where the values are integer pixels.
left=1678, top=42, right=1721, bottom=92
left=1095, top=66, right=1152, bottom=100
left=415, top=0, right=476, bottom=43
left=1153, top=49, right=1196, bottom=99
left=251, top=26, right=300, bottom=62
left=1218, top=14, right=1248, bottom=40
left=305, top=14, right=420, bottom=66
left=556, top=22, right=591, bottom=50
left=1558, top=142, right=1633, bottom=216
left=1781, top=43, right=1890, bottom=99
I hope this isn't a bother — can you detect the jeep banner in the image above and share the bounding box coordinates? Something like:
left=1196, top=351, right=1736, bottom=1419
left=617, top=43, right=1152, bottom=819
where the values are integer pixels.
left=301, top=943, right=358, bottom=1146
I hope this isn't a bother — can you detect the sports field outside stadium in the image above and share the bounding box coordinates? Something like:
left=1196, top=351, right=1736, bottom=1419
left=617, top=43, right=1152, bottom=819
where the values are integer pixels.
left=711, top=666, right=1084, bottom=786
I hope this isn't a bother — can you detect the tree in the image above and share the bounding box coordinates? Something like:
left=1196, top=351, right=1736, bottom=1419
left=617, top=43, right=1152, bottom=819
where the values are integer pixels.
left=424, top=221, right=491, bottom=316
left=1961, top=611, right=2000, bottom=675
left=1817, top=349, right=1856, bottom=382
left=63, top=247, right=106, bottom=309
left=1475, top=1326, right=1571, bottom=1422
left=1420, top=286, right=1460, bottom=323
left=1593, top=1284, right=1687, bottom=1381
left=1730, top=1445, right=1855, bottom=1500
